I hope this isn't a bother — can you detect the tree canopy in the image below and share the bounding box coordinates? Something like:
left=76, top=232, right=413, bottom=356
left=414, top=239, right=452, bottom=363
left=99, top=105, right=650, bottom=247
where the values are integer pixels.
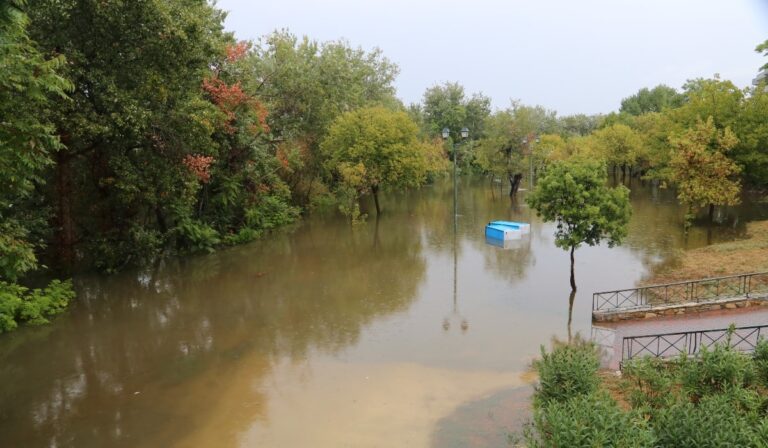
left=669, top=118, right=741, bottom=221
left=526, top=160, right=631, bottom=290
left=620, top=85, right=684, bottom=116
left=321, top=106, right=445, bottom=216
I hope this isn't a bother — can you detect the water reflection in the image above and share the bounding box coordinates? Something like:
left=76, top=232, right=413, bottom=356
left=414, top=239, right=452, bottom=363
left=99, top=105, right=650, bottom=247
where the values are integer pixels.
left=0, top=177, right=766, bottom=447
left=0, top=219, right=427, bottom=447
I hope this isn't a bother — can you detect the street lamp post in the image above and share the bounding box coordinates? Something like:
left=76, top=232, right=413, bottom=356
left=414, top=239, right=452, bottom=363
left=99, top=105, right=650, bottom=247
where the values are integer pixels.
left=522, top=136, right=540, bottom=190
left=442, top=127, right=469, bottom=219
left=440, top=126, right=470, bottom=335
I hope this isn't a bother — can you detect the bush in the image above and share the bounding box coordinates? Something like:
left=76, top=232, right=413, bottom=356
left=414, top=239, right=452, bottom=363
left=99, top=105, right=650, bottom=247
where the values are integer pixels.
left=753, top=338, right=768, bottom=387
left=0, top=279, right=75, bottom=333
left=244, top=195, right=299, bottom=231
left=526, top=391, right=656, bottom=448
left=680, top=342, right=756, bottom=398
left=174, top=219, right=221, bottom=253
left=91, top=225, right=164, bottom=273
left=222, top=227, right=262, bottom=246
left=653, top=393, right=768, bottom=447
left=622, top=357, right=679, bottom=410
left=533, top=339, right=601, bottom=407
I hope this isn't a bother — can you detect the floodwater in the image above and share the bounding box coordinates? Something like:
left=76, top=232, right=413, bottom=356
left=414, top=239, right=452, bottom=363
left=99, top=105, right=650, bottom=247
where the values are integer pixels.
left=0, top=177, right=766, bottom=447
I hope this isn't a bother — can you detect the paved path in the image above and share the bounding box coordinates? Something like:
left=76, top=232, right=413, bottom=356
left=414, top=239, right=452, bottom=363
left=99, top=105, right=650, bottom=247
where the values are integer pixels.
left=593, top=307, right=768, bottom=369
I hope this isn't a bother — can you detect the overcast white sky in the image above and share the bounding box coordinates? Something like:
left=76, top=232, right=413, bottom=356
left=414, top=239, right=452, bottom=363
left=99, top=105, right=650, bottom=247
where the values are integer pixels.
left=216, top=0, right=768, bottom=115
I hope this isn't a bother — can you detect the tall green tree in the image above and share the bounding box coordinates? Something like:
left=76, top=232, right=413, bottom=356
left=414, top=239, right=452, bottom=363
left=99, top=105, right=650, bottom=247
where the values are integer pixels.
left=620, top=85, right=684, bottom=116
left=320, top=106, right=445, bottom=216
left=526, top=160, right=631, bottom=291
left=249, top=31, right=400, bottom=204
left=421, top=82, right=491, bottom=143
left=474, top=103, right=558, bottom=194
left=0, top=0, right=75, bottom=332
left=732, top=85, right=768, bottom=187
left=557, top=113, right=604, bottom=137
left=675, top=77, right=743, bottom=130
left=26, top=0, right=234, bottom=269
left=668, top=118, right=741, bottom=222
left=756, top=39, right=768, bottom=70
left=591, top=123, right=645, bottom=177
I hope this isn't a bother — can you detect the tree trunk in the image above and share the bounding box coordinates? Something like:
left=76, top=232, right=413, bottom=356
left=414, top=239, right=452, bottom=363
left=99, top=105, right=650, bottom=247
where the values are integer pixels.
left=372, top=184, right=381, bottom=215
left=508, top=173, right=523, bottom=196
left=708, top=203, right=715, bottom=222
left=55, top=150, right=76, bottom=267
left=569, top=245, right=577, bottom=291
left=567, top=289, right=576, bottom=343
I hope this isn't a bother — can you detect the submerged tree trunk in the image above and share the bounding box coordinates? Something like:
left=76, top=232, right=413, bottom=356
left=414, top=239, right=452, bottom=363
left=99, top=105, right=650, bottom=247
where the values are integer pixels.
left=569, top=245, right=577, bottom=291
left=708, top=203, right=715, bottom=222
left=371, top=184, right=381, bottom=215
left=508, top=173, right=523, bottom=196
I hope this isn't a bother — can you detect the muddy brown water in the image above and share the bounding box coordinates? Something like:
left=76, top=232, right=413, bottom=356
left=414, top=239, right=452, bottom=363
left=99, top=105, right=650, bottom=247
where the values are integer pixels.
left=1, top=178, right=766, bottom=447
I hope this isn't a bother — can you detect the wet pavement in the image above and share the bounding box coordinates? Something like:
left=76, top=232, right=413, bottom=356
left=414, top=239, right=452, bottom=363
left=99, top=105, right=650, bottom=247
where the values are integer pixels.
left=594, top=306, right=768, bottom=369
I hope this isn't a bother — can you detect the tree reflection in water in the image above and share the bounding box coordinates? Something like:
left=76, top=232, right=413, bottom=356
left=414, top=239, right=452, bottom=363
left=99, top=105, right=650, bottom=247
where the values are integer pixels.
left=0, top=218, right=427, bottom=447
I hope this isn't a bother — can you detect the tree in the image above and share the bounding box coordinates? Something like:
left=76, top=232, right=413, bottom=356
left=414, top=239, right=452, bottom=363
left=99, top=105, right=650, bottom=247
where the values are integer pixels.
left=591, top=124, right=645, bottom=178
left=320, top=107, right=445, bottom=216
left=557, top=113, right=604, bottom=137
left=675, top=77, right=743, bottom=130
left=732, top=84, right=768, bottom=188
left=422, top=82, right=490, bottom=139
left=620, top=85, right=684, bottom=116
left=0, top=0, right=75, bottom=331
left=474, top=103, right=558, bottom=194
left=757, top=39, right=768, bottom=70
left=526, top=160, right=631, bottom=291
left=668, top=118, right=741, bottom=222
left=249, top=31, right=400, bottom=204
left=26, top=0, right=232, bottom=268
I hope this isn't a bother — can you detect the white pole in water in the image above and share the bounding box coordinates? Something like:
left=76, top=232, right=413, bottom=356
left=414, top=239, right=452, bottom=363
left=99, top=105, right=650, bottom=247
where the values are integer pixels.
left=441, top=127, right=470, bottom=334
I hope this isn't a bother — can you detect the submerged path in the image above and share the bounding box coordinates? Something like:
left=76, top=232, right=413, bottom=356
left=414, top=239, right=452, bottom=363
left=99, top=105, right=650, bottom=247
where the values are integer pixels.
left=594, top=307, right=768, bottom=370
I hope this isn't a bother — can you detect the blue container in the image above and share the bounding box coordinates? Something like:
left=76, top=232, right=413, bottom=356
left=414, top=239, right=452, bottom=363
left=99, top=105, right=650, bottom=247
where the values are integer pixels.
left=485, top=224, right=521, bottom=240
left=489, top=220, right=530, bottom=234
left=485, top=236, right=522, bottom=249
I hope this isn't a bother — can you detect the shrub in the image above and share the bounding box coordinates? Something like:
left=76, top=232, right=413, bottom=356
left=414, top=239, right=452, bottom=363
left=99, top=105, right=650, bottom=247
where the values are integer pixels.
left=653, top=393, right=768, bottom=447
left=91, top=226, right=164, bottom=273
left=222, top=227, right=262, bottom=246
left=622, top=356, right=679, bottom=409
left=533, top=339, right=600, bottom=407
left=680, top=342, right=755, bottom=398
left=0, top=279, right=75, bottom=333
left=526, top=391, right=656, bottom=448
left=174, top=219, right=221, bottom=253
left=244, top=195, right=299, bottom=231
left=753, top=338, right=768, bottom=387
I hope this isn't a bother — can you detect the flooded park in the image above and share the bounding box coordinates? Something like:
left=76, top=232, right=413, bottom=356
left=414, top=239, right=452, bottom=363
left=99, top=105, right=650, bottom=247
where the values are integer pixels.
left=1, top=178, right=767, bottom=447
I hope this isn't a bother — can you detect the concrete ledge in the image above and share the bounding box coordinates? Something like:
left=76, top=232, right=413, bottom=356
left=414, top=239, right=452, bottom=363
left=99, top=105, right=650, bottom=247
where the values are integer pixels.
left=592, top=295, right=768, bottom=322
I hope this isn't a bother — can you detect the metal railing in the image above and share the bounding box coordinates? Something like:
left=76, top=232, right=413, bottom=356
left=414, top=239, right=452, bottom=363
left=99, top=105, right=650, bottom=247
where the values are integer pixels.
left=592, top=272, right=768, bottom=312
left=621, top=324, right=768, bottom=364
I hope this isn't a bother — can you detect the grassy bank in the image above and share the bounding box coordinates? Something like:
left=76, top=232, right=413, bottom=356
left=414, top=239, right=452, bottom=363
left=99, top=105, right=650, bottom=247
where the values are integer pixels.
left=647, top=220, right=768, bottom=284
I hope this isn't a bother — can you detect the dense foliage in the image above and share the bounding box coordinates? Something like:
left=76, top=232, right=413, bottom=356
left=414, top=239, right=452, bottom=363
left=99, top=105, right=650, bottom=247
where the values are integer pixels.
left=526, top=160, right=631, bottom=290
left=0, top=0, right=74, bottom=331
left=527, top=337, right=768, bottom=447
left=0, top=0, right=441, bottom=332
left=2, top=0, right=766, bottom=334
left=320, top=106, right=445, bottom=218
